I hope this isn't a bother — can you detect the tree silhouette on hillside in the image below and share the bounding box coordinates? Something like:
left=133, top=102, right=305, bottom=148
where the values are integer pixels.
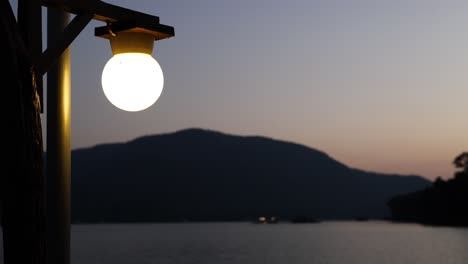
left=453, top=152, right=468, bottom=172
left=387, top=152, right=468, bottom=226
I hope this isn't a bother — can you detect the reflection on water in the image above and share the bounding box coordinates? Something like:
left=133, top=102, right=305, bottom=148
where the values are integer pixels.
left=2, top=221, right=468, bottom=264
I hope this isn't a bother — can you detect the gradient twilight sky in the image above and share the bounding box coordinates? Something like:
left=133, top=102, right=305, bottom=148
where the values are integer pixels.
left=9, top=0, right=468, bottom=180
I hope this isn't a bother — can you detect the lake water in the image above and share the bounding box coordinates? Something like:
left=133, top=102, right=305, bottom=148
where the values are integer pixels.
left=2, top=221, right=468, bottom=264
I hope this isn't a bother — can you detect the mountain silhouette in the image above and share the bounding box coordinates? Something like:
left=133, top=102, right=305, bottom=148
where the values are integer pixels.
left=71, top=128, right=431, bottom=222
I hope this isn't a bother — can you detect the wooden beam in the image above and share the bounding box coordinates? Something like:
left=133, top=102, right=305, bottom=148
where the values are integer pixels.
left=36, top=12, right=93, bottom=76
left=41, top=0, right=160, bottom=24
left=38, top=0, right=174, bottom=76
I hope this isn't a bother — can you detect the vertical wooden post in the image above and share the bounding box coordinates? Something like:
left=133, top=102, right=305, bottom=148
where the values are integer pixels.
left=18, top=0, right=44, bottom=112
left=1, top=0, right=47, bottom=263
left=46, top=8, right=71, bottom=264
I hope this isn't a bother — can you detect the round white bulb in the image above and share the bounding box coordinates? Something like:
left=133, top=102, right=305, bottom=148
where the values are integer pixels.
left=101, top=53, right=164, bottom=112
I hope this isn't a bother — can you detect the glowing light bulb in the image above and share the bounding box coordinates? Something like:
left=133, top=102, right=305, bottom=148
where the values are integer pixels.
left=101, top=53, right=164, bottom=112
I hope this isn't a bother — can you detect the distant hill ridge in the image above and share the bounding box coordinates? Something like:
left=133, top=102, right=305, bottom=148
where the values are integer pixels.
left=71, top=128, right=431, bottom=222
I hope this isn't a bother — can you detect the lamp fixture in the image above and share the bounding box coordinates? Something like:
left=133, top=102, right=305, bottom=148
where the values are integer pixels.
left=95, top=20, right=174, bottom=111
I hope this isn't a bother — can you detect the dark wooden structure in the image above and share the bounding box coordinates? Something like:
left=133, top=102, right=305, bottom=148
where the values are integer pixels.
left=1, top=0, right=46, bottom=263
left=1, top=0, right=173, bottom=263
